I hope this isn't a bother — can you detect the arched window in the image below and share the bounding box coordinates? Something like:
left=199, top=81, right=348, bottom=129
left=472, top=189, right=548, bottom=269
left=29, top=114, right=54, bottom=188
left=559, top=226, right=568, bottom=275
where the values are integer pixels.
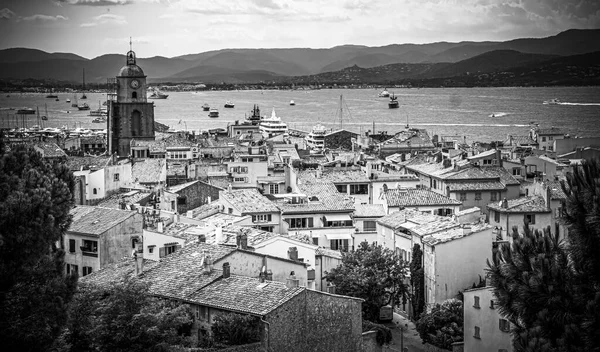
left=131, top=110, right=141, bottom=136
left=93, top=188, right=97, bottom=195
left=132, top=91, right=137, bottom=99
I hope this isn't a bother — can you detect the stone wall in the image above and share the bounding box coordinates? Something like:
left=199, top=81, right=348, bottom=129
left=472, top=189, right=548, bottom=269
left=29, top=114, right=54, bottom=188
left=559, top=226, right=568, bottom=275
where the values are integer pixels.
left=265, top=289, right=363, bottom=352
left=362, top=331, right=382, bottom=352
left=163, top=180, right=221, bottom=214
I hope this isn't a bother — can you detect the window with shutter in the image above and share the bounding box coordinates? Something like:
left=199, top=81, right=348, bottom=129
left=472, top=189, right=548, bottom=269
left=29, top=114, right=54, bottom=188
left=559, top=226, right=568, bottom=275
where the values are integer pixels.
left=159, top=247, right=166, bottom=258
left=69, top=239, right=76, bottom=253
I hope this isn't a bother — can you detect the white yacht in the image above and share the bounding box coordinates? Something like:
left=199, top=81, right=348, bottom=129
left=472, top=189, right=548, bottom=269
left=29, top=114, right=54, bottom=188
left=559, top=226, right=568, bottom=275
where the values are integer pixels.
left=378, top=88, right=390, bottom=97
left=305, top=123, right=328, bottom=154
left=259, top=107, right=288, bottom=138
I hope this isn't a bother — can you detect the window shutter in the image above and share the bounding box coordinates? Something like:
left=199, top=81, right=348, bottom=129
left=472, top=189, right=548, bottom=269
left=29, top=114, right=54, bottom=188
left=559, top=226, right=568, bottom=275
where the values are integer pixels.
left=175, top=244, right=182, bottom=251
left=159, top=247, right=166, bottom=258
left=252, top=215, right=256, bottom=222
left=308, top=218, right=313, bottom=227
left=268, top=214, right=272, bottom=222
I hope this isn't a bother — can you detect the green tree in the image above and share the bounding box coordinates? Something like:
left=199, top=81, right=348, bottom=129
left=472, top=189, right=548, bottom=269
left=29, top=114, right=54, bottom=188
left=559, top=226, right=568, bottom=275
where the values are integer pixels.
left=211, top=312, right=261, bottom=346
left=324, top=241, right=408, bottom=321
left=0, top=142, right=78, bottom=351
left=61, top=278, right=194, bottom=352
left=409, top=244, right=425, bottom=319
left=487, top=159, right=600, bottom=352
left=415, top=298, right=463, bottom=350
left=562, top=159, right=600, bottom=351
left=487, top=225, right=582, bottom=352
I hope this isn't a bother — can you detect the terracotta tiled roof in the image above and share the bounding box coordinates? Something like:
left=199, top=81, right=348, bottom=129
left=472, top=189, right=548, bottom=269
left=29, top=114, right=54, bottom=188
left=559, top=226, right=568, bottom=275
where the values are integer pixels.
left=422, top=222, right=492, bottom=246
left=378, top=129, right=435, bottom=149
left=385, top=189, right=462, bottom=207
left=315, top=247, right=343, bottom=259
left=220, top=189, right=279, bottom=214
left=66, top=155, right=111, bottom=171
left=95, top=190, right=152, bottom=209
left=318, top=169, right=370, bottom=183
left=68, top=205, right=138, bottom=236
left=296, top=181, right=339, bottom=196
left=447, top=181, right=506, bottom=191
left=207, top=176, right=231, bottom=189
left=167, top=180, right=199, bottom=193
left=547, top=181, right=568, bottom=200
left=377, top=209, right=460, bottom=236
left=219, top=225, right=279, bottom=247
left=372, top=170, right=419, bottom=182
left=79, top=258, right=159, bottom=286
left=33, top=142, right=67, bottom=158
left=132, top=159, right=165, bottom=184
left=353, top=204, right=386, bottom=218
left=487, top=196, right=551, bottom=213
left=503, top=135, right=536, bottom=146
left=190, top=275, right=304, bottom=316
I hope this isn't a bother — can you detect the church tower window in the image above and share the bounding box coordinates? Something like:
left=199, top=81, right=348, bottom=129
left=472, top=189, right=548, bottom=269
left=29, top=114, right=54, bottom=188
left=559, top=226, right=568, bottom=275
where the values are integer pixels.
left=132, top=91, right=137, bottom=99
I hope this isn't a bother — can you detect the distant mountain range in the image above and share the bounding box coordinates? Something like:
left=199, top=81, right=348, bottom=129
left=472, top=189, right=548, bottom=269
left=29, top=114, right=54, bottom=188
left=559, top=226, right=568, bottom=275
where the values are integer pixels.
left=0, top=29, right=599, bottom=86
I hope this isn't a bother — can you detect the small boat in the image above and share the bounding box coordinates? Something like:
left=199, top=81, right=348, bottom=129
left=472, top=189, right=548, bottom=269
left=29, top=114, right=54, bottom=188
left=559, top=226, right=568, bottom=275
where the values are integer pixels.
left=290, top=100, right=295, bottom=106
left=224, top=101, right=234, bottom=108
left=66, top=99, right=71, bottom=103
left=89, top=101, right=107, bottom=116
left=46, top=94, right=58, bottom=99
left=209, top=108, right=219, bottom=118
left=148, top=88, right=169, bottom=99
left=202, top=103, right=210, bottom=111
left=543, top=98, right=561, bottom=105
left=81, top=93, right=87, bottom=100
left=388, top=94, right=399, bottom=109
left=378, top=88, right=390, bottom=98
left=41, top=115, right=48, bottom=121
left=92, top=116, right=107, bottom=123
left=55, top=98, right=59, bottom=101
left=246, top=104, right=262, bottom=125
left=17, top=108, right=36, bottom=115
left=78, top=103, right=90, bottom=111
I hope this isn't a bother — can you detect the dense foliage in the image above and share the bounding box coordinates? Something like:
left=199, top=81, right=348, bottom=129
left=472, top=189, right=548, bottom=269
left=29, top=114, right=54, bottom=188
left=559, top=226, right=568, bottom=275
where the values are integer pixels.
left=488, top=159, right=600, bottom=352
left=362, top=320, right=393, bottom=346
left=325, top=241, right=408, bottom=321
left=0, top=142, right=78, bottom=351
left=211, top=312, right=261, bottom=346
left=409, top=244, right=425, bottom=319
left=59, top=279, right=194, bottom=352
left=415, top=298, right=464, bottom=350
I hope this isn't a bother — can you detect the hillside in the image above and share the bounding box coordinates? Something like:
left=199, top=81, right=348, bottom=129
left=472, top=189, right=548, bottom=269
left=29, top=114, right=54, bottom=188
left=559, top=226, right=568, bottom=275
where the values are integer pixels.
left=1, top=29, right=599, bottom=84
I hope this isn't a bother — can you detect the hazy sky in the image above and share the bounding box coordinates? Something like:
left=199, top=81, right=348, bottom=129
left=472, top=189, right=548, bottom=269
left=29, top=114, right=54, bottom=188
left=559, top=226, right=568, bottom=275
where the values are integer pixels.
left=1, top=0, right=599, bottom=59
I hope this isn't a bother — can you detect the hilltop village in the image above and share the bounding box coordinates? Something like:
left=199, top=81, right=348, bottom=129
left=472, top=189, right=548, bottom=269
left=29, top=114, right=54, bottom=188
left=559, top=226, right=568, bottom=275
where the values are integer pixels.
left=4, top=48, right=600, bottom=352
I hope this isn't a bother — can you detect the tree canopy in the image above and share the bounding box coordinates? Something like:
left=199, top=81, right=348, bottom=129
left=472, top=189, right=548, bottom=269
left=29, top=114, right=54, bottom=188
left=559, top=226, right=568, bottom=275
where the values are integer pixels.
left=488, top=159, right=600, bottom=352
left=415, top=298, right=463, bottom=350
left=59, top=278, right=194, bottom=352
left=0, top=142, right=77, bottom=351
left=324, top=241, right=408, bottom=321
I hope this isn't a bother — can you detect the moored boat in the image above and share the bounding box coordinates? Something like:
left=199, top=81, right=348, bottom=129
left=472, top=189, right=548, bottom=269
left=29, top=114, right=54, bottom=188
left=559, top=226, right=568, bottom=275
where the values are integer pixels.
left=78, top=103, right=90, bottom=111
left=388, top=94, right=399, bottom=109
left=46, top=94, right=58, bottom=99
left=246, top=104, right=262, bottom=125
left=305, top=123, right=327, bottom=154
left=66, top=99, right=71, bottom=103
left=378, top=88, right=390, bottom=98
left=148, top=87, right=169, bottom=99
left=17, top=108, right=36, bottom=115
left=202, top=103, right=210, bottom=111
left=209, top=108, right=219, bottom=118
left=224, top=101, right=234, bottom=108
left=259, top=107, right=288, bottom=138
left=290, top=100, right=295, bottom=106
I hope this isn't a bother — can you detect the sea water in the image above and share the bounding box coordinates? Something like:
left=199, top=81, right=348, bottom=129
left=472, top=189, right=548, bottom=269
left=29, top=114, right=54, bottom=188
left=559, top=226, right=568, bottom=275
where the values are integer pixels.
left=1, top=86, right=599, bottom=143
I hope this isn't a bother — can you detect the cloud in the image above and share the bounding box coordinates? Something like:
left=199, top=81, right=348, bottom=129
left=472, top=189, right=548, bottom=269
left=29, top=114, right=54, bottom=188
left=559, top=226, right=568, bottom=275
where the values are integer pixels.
left=21, top=14, right=69, bottom=21
left=158, top=13, right=175, bottom=19
left=81, top=13, right=127, bottom=26
left=55, top=0, right=134, bottom=5
left=0, top=8, right=16, bottom=20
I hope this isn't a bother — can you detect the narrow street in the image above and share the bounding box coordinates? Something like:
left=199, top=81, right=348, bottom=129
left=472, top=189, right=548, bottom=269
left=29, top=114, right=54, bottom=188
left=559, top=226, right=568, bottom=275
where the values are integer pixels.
left=382, top=312, right=436, bottom=352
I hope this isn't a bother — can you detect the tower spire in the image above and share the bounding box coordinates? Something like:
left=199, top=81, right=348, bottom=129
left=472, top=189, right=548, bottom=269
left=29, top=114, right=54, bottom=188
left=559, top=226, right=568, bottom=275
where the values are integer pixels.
left=126, top=37, right=136, bottom=65
left=129, top=37, right=132, bottom=52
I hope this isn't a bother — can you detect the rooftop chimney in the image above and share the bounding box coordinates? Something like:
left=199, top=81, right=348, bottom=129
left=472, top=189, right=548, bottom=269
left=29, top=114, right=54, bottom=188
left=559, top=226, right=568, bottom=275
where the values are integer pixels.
left=157, top=221, right=164, bottom=233
left=266, top=269, right=273, bottom=281
left=288, top=247, right=299, bottom=261
left=236, top=233, right=242, bottom=248
left=240, top=233, right=248, bottom=250
left=202, top=254, right=213, bottom=274
left=285, top=271, right=299, bottom=288
left=222, top=262, right=230, bottom=278
left=501, top=198, right=508, bottom=208
left=259, top=265, right=266, bottom=283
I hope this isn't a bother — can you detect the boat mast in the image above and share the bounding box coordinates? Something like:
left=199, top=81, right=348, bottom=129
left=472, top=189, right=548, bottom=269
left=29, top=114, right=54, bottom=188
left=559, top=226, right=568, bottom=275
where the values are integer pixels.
left=82, top=68, right=85, bottom=91
left=339, top=95, right=343, bottom=130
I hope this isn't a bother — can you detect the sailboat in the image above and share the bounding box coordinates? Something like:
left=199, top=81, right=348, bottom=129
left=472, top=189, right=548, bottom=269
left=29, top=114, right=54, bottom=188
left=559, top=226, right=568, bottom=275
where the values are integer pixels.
left=80, top=68, right=87, bottom=100
left=41, top=104, right=48, bottom=121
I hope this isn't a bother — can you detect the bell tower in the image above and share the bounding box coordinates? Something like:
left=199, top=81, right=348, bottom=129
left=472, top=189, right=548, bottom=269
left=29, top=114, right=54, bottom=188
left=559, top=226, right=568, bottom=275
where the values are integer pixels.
left=108, top=39, right=155, bottom=157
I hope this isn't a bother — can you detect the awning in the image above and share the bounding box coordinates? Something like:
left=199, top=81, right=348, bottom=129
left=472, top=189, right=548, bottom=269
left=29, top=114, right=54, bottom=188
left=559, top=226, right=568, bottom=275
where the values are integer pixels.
left=325, top=233, right=353, bottom=240
left=324, top=214, right=352, bottom=222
